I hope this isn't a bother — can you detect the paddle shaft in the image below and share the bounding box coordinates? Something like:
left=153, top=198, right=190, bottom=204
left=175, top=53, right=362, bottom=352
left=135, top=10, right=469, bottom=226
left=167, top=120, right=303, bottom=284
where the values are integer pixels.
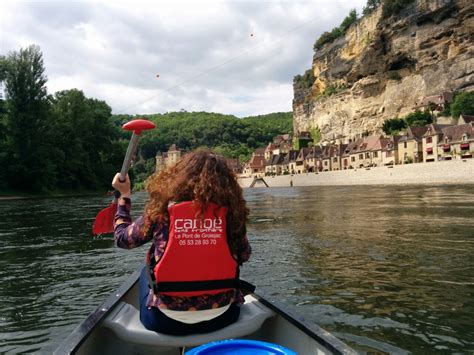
left=120, top=132, right=140, bottom=181
left=114, top=132, right=140, bottom=199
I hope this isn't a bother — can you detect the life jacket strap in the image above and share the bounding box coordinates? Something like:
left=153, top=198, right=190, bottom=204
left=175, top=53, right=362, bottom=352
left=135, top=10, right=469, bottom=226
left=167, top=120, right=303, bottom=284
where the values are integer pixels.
left=154, top=278, right=240, bottom=293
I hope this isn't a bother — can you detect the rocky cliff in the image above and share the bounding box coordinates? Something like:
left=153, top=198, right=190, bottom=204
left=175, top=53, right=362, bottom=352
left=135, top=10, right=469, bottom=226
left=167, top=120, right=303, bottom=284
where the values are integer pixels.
left=293, top=0, right=474, bottom=141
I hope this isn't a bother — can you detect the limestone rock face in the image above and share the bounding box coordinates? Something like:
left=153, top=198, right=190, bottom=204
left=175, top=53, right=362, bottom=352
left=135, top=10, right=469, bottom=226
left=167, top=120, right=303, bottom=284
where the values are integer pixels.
left=293, top=0, right=474, bottom=140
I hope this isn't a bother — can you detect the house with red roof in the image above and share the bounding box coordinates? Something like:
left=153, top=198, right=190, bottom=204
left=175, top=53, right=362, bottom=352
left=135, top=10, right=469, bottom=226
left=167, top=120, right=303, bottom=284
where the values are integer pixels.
left=437, top=123, right=473, bottom=160
left=243, top=148, right=266, bottom=177
left=421, top=124, right=452, bottom=162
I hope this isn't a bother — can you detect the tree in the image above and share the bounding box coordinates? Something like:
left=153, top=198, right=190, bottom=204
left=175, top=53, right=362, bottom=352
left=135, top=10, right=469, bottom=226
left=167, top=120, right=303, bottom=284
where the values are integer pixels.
left=313, top=9, right=358, bottom=52
left=404, top=110, right=432, bottom=127
left=50, top=89, right=121, bottom=190
left=382, top=0, right=415, bottom=17
left=382, top=118, right=407, bottom=135
left=3, top=45, right=54, bottom=192
left=340, top=9, right=358, bottom=33
left=363, top=0, right=382, bottom=15
left=450, top=91, right=474, bottom=118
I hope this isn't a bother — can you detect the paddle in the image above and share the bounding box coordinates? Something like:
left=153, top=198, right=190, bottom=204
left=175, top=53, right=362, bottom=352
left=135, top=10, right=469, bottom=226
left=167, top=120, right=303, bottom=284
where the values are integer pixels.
left=92, top=119, right=156, bottom=235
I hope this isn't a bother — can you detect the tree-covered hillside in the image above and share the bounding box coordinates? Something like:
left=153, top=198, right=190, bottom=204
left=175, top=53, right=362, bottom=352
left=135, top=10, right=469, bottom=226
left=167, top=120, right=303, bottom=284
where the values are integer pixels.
left=112, top=111, right=292, bottom=178
left=113, top=111, right=292, bottom=158
left=0, top=45, right=292, bottom=194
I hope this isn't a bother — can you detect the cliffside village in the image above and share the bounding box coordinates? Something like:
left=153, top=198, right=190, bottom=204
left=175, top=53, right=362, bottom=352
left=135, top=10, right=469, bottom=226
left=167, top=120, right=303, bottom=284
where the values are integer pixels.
left=154, top=113, right=473, bottom=179
left=244, top=114, right=473, bottom=178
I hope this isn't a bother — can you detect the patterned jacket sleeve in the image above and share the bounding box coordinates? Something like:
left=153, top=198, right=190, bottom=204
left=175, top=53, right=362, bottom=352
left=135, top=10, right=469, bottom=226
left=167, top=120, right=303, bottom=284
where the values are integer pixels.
left=114, top=198, right=152, bottom=249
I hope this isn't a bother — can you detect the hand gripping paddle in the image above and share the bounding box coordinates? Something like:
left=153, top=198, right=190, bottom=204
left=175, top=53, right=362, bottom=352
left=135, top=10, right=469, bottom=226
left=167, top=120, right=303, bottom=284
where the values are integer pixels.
left=92, top=119, right=156, bottom=235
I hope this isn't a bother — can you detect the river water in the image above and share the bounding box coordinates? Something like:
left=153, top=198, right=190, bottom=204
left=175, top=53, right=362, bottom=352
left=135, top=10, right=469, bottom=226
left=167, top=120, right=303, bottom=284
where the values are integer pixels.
left=0, top=185, right=473, bottom=354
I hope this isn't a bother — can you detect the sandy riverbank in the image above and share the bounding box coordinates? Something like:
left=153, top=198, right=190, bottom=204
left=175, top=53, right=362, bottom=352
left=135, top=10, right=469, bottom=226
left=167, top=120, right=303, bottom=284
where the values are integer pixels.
left=239, top=159, right=474, bottom=188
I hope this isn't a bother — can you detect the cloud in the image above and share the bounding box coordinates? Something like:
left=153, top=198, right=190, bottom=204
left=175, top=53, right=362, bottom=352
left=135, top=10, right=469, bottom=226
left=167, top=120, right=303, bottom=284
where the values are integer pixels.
left=0, top=0, right=366, bottom=117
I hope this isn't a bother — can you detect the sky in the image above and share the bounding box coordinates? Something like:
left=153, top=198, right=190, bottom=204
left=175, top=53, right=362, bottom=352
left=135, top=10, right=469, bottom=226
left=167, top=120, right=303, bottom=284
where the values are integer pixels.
left=1, top=0, right=366, bottom=117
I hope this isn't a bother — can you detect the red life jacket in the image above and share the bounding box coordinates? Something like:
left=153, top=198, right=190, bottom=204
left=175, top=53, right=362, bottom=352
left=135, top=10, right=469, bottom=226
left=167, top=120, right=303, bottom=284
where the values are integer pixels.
left=151, top=201, right=239, bottom=297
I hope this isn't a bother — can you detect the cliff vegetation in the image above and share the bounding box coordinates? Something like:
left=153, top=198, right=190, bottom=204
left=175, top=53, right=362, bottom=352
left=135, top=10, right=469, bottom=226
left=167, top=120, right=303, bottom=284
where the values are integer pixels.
left=293, top=0, right=473, bottom=141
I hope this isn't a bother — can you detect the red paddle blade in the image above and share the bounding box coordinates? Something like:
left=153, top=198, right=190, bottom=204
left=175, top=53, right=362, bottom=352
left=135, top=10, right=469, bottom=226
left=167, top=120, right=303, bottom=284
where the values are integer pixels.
left=92, top=202, right=117, bottom=235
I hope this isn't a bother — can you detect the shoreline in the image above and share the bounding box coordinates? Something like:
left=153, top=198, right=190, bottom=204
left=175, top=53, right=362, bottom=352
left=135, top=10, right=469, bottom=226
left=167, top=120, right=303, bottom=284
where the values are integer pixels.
left=239, top=159, right=474, bottom=188
left=2, top=160, right=473, bottom=200
left=0, top=191, right=102, bottom=201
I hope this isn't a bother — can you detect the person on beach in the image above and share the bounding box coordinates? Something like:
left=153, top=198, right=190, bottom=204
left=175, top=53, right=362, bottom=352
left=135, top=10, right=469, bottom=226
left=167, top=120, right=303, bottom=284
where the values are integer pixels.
left=112, top=150, right=251, bottom=335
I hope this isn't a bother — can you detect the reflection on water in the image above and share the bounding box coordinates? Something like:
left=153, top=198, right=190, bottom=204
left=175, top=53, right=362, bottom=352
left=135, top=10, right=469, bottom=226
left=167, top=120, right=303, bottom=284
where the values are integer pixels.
left=244, top=185, right=474, bottom=354
left=0, top=185, right=473, bottom=353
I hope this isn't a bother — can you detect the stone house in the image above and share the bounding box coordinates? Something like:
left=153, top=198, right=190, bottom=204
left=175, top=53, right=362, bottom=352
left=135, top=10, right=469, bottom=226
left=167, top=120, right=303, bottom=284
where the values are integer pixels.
left=459, top=114, right=474, bottom=125
left=381, top=136, right=401, bottom=166
left=304, top=146, right=322, bottom=172
left=331, top=144, right=347, bottom=171
left=363, top=135, right=387, bottom=167
left=265, top=154, right=283, bottom=175
left=155, top=144, right=182, bottom=172
left=285, top=150, right=300, bottom=174
left=437, top=123, right=473, bottom=160
left=398, top=126, right=428, bottom=164
left=341, top=139, right=361, bottom=170
left=243, top=148, right=265, bottom=177
left=321, top=145, right=333, bottom=171
left=264, top=143, right=277, bottom=161
left=421, top=124, right=452, bottom=162
left=295, top=147, right=310, bottom=174
left=415, top=91, right=453, bottom=111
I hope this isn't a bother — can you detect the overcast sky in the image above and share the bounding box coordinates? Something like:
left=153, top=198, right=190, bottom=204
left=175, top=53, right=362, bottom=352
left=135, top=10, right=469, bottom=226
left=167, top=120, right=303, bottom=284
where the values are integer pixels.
left=1, top=0, right=366, bottom=117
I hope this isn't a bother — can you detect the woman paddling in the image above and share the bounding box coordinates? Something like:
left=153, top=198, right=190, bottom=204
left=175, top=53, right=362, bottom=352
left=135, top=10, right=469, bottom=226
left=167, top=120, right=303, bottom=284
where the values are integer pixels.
left=112, top=150, right=251, bottom=335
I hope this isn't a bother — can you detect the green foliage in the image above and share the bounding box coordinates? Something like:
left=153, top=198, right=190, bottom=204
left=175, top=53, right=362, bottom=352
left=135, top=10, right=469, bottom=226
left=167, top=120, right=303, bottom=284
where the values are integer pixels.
left=2, top=45, right=53, bottom=192
left=363, top=0, right=382, bottom=15
left=293, top=69, right=315, bottom=90
left=382, top=0, right=416, bottom=17
left=0, top=45, right=123, bottom=193
left=49, top=89, right=122, bottom=190
left=383, top=111, right=432, bottom=135
left=309, top=126, right=322, bottom=144
left=340, top=9, right=358, bottom=33
left=322, top=84, right=347, bottom=97
left=126, top=111, right=292, bottom=168
left=314, top=9, right=358, bottom=51
left=382, top=118, right=407, bottom=135
left=404, top=110, right=432, bottom=126
left=450, top=91, right=474, bottom=118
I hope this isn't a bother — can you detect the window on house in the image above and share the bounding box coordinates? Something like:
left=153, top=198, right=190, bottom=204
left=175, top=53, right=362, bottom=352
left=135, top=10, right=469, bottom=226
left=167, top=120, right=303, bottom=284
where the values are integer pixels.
left=324, top=161, right=328, bottom=166
left=426, top=137, right=432, bottom=143
left=373, top=151, right=378, bottom=158
left=359, top=154, right=363, bottom=159
left=365, top=153, right=370, bottom=158
left=404, top=142, right=407, bottom=148
left=333, top=157, right=338, bottom=162
left=351, top=157, right=355, bottom=162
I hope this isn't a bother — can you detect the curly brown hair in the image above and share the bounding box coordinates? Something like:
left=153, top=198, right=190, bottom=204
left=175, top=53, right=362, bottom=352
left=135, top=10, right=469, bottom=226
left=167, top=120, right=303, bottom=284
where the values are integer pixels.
left=143, top=149, right=248, bottom=250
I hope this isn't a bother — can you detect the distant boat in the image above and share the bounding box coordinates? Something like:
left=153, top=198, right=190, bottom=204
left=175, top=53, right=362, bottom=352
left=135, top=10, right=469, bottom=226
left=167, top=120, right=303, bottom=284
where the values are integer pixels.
left=54, top=266, right=357, bottom=354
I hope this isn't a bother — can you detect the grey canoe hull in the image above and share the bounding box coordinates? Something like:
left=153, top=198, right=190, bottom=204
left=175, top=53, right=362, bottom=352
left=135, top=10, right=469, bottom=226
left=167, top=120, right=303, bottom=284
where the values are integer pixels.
left=55, top=267, right=357, bottom=355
